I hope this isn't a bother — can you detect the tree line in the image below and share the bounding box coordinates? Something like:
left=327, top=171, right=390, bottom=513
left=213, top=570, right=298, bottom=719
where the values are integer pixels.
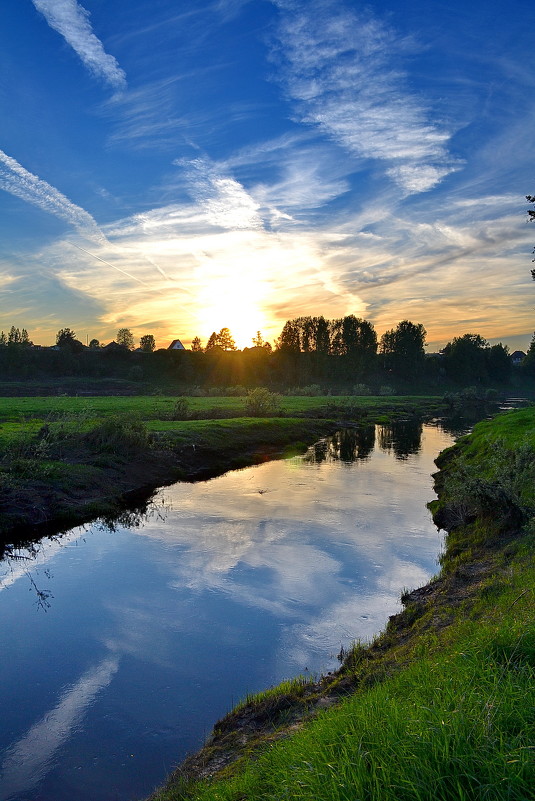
left=0, top=316, right=530, bottom=390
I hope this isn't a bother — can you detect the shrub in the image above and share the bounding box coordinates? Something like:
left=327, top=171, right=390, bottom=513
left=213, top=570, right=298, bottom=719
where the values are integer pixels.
left=244, top=388, right=283, bottom=417
left=225, top=385, right=247, bottom=396
left=379, top=385, right=395, bottom=396
left=352, top=383, right=371, bottom=396
left=83, top=416, right=150, bottom=454
left=169, top=398, right=191, bottom=420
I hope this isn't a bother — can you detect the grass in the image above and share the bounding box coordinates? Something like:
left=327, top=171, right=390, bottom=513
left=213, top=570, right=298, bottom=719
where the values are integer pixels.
left=0, top=394, right=444, bottom=423
left=150, top=407, right=535, bottom=801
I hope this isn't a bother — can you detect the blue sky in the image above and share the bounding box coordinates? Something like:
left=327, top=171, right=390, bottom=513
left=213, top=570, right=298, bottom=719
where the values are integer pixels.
left=0, top=0, right=533, bottom=350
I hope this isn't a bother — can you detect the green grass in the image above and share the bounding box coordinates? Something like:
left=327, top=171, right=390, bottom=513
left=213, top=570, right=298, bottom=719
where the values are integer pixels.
left=0, top=394, right=443, bottom=422
left=154, top=580, right=535, bottom=801
left=0, top=394, right=445, bottom=451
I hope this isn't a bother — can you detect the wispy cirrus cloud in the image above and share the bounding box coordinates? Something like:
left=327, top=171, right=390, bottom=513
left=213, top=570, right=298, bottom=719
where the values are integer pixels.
left=271, top=0, right=460, bottom=193
left=180, top=157, right=263, bottom=230
left=32, top=0, right=126, bottom=91
left=0, top=149, right=101, bottom=238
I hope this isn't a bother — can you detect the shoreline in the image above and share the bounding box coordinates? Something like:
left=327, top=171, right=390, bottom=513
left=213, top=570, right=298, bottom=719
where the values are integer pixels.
left=0, top=417, right=339, bottom=549
left=148, top=406, right=535, bottom=800
left=0, top=395, right=457, bottom=549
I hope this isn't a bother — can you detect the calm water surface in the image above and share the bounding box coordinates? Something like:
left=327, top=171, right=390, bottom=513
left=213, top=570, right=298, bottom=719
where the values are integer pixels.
left=0, top=422, right=454, bottom=801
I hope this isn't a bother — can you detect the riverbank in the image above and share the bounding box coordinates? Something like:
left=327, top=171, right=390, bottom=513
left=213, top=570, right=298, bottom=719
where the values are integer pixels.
left=149, top=406, right=535, bottom=801
left=0, top=395, right=450, bottom=546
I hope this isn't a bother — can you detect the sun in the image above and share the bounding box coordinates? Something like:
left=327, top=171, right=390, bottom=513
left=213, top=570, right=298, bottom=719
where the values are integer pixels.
left=195, top=271, right=270, bottom=350
left=191, top=240, right=276, bottom=348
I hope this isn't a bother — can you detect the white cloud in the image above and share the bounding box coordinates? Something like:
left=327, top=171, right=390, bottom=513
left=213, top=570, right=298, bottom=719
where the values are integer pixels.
left=32, top=0, right=126, bottom=90
left=0, top=655, right=119, bottom=801
left=272, top=0, right=460, bottom=193
left=181, top=158, right=264, bottom=230
left=0, top=150, right=101, bottom=238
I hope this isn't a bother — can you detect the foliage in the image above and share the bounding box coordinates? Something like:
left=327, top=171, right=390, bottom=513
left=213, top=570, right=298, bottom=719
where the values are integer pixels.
left=523, top=332, right=535, bottom=375
left=191, top=336, right=203, bottom=352
left=244, top=387, right=283, bottom=416
left=117, top=327, right=135, bottom=350
left=527, top=194, right=535, bottom=279
left=140, top=334, right=156, bottom=352
left=169, top=398, right=191, bottom=420
left=380, top=320, right=427, bottom=379
left=205, top=328, right=237, bottom=351
left=83, top=415, right=151, bottom=454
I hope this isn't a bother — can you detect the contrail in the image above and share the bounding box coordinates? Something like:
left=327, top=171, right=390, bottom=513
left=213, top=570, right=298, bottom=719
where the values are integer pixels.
left=70, top=242, right=155, bottom=288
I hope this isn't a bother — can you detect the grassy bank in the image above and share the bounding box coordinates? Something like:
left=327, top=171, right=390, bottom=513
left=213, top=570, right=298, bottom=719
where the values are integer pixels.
left=150, top=406, right=535, bottom=801
left=0, top=395, right=449, bottom=543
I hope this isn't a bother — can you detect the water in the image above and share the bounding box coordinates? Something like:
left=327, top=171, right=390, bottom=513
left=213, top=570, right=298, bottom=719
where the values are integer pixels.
left=0, top=422, right=454, bottom=801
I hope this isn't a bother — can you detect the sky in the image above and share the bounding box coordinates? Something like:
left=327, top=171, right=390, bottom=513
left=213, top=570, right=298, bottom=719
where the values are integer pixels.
left=0, top=0, right=533, bottom=351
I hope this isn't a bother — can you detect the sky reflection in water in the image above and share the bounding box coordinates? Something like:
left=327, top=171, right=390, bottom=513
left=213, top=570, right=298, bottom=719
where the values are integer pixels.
left=0, top=422, right=454, bottom=801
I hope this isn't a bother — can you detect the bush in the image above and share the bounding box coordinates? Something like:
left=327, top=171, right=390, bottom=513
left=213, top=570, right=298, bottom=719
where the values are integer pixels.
left=169, top=398, right=191, bottom=420
left=379, top=385, right=395, bottom=396
left=83, top=416, right=150, bottom=454
left=244, top=388, right=283, bottom=417
left=225, top=385, right=247, bottom=396
left=352, top=383, right=371, bottom=396
left=284, top=385, right=322, bottom=396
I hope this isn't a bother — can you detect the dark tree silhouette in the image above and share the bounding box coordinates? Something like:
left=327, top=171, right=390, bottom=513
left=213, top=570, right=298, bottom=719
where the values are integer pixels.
left=117, top=328, right=135, bottom=350
left=528, top=195, right=535, bottom=280
left=139, top=334, right=156, bottom=352
left=56, top=328, right=77, bottom=346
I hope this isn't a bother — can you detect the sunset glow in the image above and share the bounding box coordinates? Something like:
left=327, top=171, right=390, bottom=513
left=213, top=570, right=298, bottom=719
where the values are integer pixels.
left=0, top=1, right=533, bottom=352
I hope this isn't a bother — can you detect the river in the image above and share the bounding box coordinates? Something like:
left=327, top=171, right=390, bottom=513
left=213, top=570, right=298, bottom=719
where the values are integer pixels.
left=0, top=420, right=456, bottom=801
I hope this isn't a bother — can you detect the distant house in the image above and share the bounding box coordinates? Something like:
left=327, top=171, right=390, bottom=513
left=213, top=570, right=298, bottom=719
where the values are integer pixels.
left=168, top=339, right=186, bottom=350
left=510, top=350, right=526, bottom=366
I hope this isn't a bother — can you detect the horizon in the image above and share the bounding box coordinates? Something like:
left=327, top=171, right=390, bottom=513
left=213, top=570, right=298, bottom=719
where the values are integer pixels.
left=1, top=0, right=534, bottom=353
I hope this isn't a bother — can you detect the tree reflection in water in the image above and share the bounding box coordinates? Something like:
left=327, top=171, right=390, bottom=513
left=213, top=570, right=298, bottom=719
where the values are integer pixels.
left=0, top=495, right=170, bottom=610
left=304, top=426, right=376, bottom=464
left=377, top=420, right=423, bottom=460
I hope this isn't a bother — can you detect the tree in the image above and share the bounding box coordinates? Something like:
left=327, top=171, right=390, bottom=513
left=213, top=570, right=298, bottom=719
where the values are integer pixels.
left=314, top=316, right=330, bottom=353
left=486, top=343, right=511, bottom=383
left=205, top=331, right=220, bottom=351
left=117, top=328, right=135, bottom=350
left=139, top=334, right=156, bottom=352
left=56, top=327, right=77, bottom=347
left=56, top=327, right=84, bottom=353
left=89, top=338, right=100, bottom=349
left=205, top=328, right=237, bottom=351
left=528, top=195, right=535, bottom=280
left=252, top=331, right=273, bottom=352
left=217, top=327, right=237, bottom=351
left=380, top=320, right=426, bottom=379
left=442, top=333, right=489, bottom=385
left=522, top=332, right=535, bottom=376
left=191, top=336, right=203, bottom=352
left=331, top=315, right=377, bottom=373
left=276, top=320, right=300, bottom=352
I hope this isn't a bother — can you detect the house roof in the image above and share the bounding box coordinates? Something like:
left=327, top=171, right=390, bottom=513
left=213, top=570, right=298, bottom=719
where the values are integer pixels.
left=168, top=339, right=185, bottom=350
